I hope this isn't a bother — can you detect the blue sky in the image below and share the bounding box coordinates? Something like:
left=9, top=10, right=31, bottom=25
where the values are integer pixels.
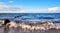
left=0, top=0, right=60, bottom=13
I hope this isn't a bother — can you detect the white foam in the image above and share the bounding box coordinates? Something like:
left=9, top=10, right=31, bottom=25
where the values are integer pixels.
left=0, top=20, right=60, bottom=30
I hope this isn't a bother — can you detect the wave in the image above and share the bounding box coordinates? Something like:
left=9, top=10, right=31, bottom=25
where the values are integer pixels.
left=0, top=19, right=60, bottom=30
left=0, top=13, right=60, bottom=22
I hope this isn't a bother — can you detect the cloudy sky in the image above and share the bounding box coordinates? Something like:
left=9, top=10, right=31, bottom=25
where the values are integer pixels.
left=0, top=0, right=60, bottom=13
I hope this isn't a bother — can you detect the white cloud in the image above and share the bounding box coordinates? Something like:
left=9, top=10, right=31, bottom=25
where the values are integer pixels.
left=9, top=0, right=14, bottom=3
left=0, top=2, right=21, bottom=13
left=0, top=2, right=60, bottom=13
left=48, top=7, right=60, bottom=13
left=18, top=7, right=60, bottom=13
left=20, top=7, right=60, bottom=13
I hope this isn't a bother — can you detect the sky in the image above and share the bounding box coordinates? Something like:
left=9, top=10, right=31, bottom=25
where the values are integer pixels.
left=0, top=0, right=60, bottom=13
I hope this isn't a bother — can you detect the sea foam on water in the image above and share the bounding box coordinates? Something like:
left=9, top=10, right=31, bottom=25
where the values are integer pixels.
left=0, top=20, right=60, bottom=30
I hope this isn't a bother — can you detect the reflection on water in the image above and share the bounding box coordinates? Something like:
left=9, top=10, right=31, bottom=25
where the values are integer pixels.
left=0, top=27, right=60, bottom=33
left=3, top=25, right=9, bottom=33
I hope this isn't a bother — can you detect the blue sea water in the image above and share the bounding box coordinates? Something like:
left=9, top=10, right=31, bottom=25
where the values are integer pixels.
left=0, top=13, right=60, bottom=33
left=0, top=13, right=60, bottom=22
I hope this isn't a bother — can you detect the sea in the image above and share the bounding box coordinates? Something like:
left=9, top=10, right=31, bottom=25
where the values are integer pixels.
left=0, top=13, right=60, bottom=33
left=0, top=13, right=60, bottom=22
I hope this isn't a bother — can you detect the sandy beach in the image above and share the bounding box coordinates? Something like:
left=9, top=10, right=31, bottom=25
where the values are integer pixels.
left=0, top=27, right=60, bottom=33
